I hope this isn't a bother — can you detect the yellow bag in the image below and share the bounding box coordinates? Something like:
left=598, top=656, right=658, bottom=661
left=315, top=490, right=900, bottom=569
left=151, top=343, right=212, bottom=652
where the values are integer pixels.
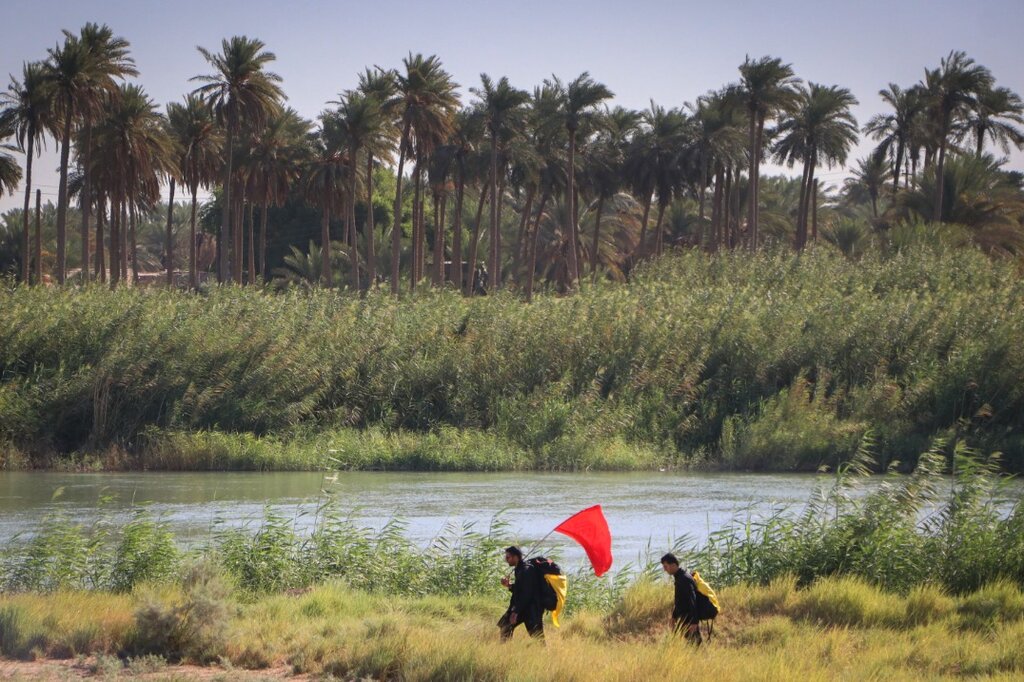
left=544, top=573, right=568, bottom=627
left=692, top=570, right=721, bottom=618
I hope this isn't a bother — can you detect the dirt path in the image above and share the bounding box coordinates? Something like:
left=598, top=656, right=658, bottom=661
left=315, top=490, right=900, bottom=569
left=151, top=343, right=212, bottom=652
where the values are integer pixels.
left=0, top=657, right=302, bottom=680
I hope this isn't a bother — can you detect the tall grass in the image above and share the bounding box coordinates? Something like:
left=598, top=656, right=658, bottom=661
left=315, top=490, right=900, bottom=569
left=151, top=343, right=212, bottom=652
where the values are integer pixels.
left=2, top=245, right=1024, bottom=471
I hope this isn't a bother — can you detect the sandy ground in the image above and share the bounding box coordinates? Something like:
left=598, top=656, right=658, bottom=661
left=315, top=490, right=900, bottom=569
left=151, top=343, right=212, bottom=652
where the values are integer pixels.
left=0, top=657, right=303, bottom=680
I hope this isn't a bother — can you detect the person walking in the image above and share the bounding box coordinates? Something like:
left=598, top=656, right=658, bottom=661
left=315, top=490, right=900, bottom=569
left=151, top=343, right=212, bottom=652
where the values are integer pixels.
left=661, top=552, right=702, bottom=645
left=497, top=546, right=544, bottom=640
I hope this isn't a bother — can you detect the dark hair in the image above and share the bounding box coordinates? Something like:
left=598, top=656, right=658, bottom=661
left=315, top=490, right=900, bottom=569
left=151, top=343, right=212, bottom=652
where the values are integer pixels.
left=504, top=546, right=523, bottom=558
left=660, top=553, right=679, bottom=566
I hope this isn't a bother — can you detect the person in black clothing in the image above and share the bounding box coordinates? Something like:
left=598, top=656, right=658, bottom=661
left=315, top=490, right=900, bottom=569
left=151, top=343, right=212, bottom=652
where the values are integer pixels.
left=661, top=553, right=702, bottom=645
left=497, top=546, right=544, bottom=640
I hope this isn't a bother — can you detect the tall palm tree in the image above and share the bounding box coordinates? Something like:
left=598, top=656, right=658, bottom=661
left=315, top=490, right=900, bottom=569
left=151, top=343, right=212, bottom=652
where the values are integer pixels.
left=0, top=61, right=54, bottom=284
left=473, top=74, right=530, bottom=291
left=192, top=36, right=284, bottom=283
left=737, top=55, right=800, bottom=249
left=73, top=23, right=137, bottom=284
left=864, top=84, right=922, bottom=191
left=357, top=67, right=398, bottom=287
left=920, top=51, right=993, bottom=222
left=45, top=33, right=90, bottom=284
left=774, top=83, right=859, bottom=249
left=842, top=151, right=890, bottom=220
left=304, top=115, right=347, bottom=287
left=448, top=107, right=484, bottom=291
left=387, top=54, right=459, bottom=294
left=245, top=107, right=308, bottom=283
left=692, top=90, right=746, bottom=250
left=546, top=72, right=613, bottom=287
left=166, top=95, right=224, bottom=288
left=961, top=84, right=1024, bottom=157
left=585, top=106, right=638, bottom=275
left=90, top=84, right=173, bottom=286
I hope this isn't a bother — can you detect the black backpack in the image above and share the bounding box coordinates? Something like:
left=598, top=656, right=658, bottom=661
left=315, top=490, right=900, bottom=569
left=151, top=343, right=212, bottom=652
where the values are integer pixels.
left=527, top=557, right=561, bottom=611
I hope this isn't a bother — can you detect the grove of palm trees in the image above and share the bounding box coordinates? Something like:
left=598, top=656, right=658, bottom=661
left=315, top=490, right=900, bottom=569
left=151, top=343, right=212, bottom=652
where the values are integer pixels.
left=1, top=27, right=1024, bottom=474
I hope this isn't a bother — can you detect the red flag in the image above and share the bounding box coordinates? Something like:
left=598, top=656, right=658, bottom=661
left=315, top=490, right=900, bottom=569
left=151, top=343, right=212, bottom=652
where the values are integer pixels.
left=554, top=505, right=613, bottom=577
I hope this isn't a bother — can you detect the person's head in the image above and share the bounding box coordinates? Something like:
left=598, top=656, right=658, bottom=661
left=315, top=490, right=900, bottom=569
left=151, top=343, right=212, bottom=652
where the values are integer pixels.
left=504, top=546, right=523, bottom=567
left=660, top=552, right=680, bottom=575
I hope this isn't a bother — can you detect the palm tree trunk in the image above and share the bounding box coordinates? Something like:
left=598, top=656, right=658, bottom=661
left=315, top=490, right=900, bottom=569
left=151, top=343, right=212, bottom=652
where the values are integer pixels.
left=20, top=135, right=33, bottom=284
left=935, top=134, right=948, bottom=223
left=725, top=167, right=735, bottom=249
left=220, top=126, right=233, bottom=284
left=653, top=201, right=667, bottom=257
left=259, top=199, right=269, bottom=282
left=466, top=184, right=489, bottom=296
left=234, top=192, right=244, bottom=284
left=495, top=174, right=507, bottom=289
left=81, top=121, right=93, bottom=284
left=247, top=200, right=256, bottom=285
left=753, top=115, right=766, bottom=250
left=525, top=191, right=549, bottom=303
left=190, top=188, right=199, bottom=289
left=166, top=178, right=176, bottom=286
left=514, top=186, right=534, bottom=283
left=120, top=203, right=128, bottom=282
left=55, top=101, right=72, bottom=285
left=321, top=204, right=331, bottom=287
left=350, top=161, right=361, bottom=291
left=796, top=158, right=811, bottom=250
left=489, top=130, right=499, bottom=290
left=366, top=153, right=376, bottom=287
left=391, top=118, right=411, bottom=295
left=451, top=167, right=464, bottom=289
left=410, top=159, right=422, bottom=292
left=109, top=199, right=120, bottom=288
left=711, top=167, right=723, bottom=252
left=94, top=195, right=104, bottom=284
left=976, top=128, right=985, bottom=157
left=698, top=147, right=708, bottom=245
left=811, top=177, right=819, bottom=242
left=572, top=186, right=583, bottom=277
left=34, top=189, right=42, bottom=284
left=893, top=141, right=905, bottom=193
left=130, top=204, right=139, bottom=285
left=637, top=192, right=652, bottom=258
left=747, top=110, right=757, bottom=252
left=433, top=192, right=445, bottom=286
left=566, top=131, right=579, bottom=288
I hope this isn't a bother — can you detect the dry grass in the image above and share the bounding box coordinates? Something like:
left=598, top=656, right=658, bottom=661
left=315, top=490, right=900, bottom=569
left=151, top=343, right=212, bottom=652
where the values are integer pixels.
left=2, top=577, right=1024, bottom=680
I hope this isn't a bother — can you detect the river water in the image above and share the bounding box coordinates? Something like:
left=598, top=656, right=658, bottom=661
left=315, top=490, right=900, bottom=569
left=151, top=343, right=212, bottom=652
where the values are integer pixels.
left=1, top=471, right=1019, bottom=570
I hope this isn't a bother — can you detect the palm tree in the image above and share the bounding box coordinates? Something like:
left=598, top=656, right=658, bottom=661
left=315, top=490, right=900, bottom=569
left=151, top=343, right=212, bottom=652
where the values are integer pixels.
left=546, top=73, right=613, bottom=286
left=89, top=84, right=173, bottom=286
left=585, top=106, right=638, bottom=275
left=737, top=55, right=800, bottom=249
left=864, top=84, right=921, bottom=191
left=473, top=74, right=530, bottom=291
left=386, top=54, right=459, bottom=294
left=961, top=84, right=1024, bottom=157
left=357, top=67, right=398, bottom=287
left=245, top=107, right=308, bottom=283
left=842, top=151, right=891, bottom=221
left=0, top=61, right=54, bottom=284
left=920, top=51, right=993, bottom=222
left=448, top=107, right=484, bottom=291
left=304, top=115, right=347, bottom=287
left=692, top=90, right=746, bottom=250
left=192, top=36, right=284, bottom=283
left=73, top=23, right=137, bottom=284
left=774, top=83, right=859, bottom=249
left=166, top=95, right=224, bottom=288
left=45, top=33, right=90, bottom=284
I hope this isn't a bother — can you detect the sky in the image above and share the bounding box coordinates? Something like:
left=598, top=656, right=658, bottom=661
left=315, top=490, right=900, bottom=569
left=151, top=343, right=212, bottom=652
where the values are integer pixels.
left=2, top=0, right=1023, bottom=212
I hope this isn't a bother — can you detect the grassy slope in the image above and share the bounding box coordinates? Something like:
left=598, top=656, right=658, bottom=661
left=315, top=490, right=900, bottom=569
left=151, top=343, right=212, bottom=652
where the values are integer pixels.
left=1, top=577, right=1023, bottom=680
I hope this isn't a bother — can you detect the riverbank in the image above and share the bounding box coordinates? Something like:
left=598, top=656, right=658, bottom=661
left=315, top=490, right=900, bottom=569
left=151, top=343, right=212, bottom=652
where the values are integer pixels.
left=2, top=577, right=1023, bottom=680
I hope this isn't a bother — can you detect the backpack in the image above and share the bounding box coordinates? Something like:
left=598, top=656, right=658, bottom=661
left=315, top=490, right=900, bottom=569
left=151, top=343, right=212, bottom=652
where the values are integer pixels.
left=691, top=570, right=720, bottom=640
left=527, top=557, right=562, bottom=611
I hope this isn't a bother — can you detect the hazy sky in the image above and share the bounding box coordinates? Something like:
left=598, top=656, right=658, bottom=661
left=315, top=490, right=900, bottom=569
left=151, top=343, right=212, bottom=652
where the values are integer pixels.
left=2, top=0, right=1023, bottom=211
